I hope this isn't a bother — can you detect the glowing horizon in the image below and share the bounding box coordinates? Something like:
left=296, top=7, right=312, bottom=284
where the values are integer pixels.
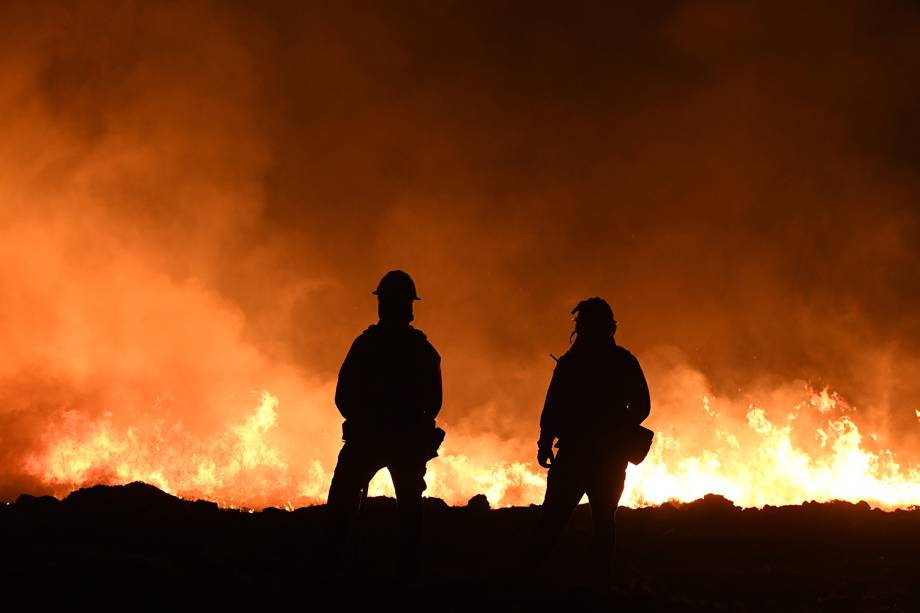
left=20, top=382, right=920, bottom=511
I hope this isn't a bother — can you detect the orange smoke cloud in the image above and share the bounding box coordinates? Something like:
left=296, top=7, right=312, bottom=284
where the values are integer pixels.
left=2, top=1, right=920, bottom=508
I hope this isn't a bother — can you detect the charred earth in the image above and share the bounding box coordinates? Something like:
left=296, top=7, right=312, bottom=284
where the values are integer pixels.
left=2, top=482, right=918, bottom=611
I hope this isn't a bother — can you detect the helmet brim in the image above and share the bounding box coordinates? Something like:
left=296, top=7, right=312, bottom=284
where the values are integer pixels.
left=371, top=290, right=421, bottom=301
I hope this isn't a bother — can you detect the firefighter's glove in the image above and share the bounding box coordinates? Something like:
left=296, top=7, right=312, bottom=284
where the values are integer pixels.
left=537, top=446, right=555, bottom=468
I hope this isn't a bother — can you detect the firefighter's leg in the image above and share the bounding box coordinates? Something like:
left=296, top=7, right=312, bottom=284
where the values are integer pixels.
left=326, top=442, right=383, bottom=562
left=528, top=451, right=586, bottom=566
left=389, top=458, right=427, bottom=578
left=586, top=460, right=628, bottom=583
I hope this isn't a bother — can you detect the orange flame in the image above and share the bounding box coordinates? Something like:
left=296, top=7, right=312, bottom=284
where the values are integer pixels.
left=622, top=390, right=920, bottom=509
left=22, top=384, right=920, bottom=510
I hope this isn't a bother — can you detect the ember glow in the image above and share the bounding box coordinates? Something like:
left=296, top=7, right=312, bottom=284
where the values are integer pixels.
left=2, top=2, right=920, bottom=511
left=22, top=381, right=920, bottom=510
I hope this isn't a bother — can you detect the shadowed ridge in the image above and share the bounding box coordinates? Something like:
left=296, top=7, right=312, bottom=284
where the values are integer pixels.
left=803, top=499, right=872, bottom=512
left=466, top=493, right=490, bottom=513
left=675, top=493, right=738, bottom=513
left=14, top=493, right=60, bottom=513
left=2, top=485, right=918, bottom=610
left=62, top=481, right=217, bottom=515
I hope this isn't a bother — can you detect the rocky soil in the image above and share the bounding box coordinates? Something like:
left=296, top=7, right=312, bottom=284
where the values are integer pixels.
left=2, top=482, right=918, bottom=611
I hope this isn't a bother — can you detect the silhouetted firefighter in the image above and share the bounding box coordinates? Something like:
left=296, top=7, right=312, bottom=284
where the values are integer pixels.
left=531, top=297, right=653, bottom=583
left=326, top=270, right=444, bottom=577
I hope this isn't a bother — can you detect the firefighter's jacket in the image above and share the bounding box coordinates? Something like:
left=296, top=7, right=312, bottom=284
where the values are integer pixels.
left=539, top=339, right=649, bottom=451
left=335, top=323, right=442, bottom=441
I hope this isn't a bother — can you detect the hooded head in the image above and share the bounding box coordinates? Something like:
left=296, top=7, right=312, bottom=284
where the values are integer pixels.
left=570, top=297, right=617, bottom=343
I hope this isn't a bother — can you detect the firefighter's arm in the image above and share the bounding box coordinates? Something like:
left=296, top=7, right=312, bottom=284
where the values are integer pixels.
left=625, top=355, right=651, bottom=425
left=422, top=344, right=443, bottom=420
left=537, top=365, right=564, bottom=467
left=334, top=338, right=363, bottom=420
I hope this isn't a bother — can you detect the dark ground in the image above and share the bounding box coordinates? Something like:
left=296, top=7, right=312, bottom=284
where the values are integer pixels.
left=2, top=483, right=918, bottom=612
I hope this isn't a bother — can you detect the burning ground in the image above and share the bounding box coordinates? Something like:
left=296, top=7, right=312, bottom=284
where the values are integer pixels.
left=17, top=383, right=920, bottom=511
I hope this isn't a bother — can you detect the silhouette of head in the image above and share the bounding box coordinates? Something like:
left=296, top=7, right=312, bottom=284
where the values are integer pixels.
left=373, top=269, right=419, bottom=324
left=571, top=297, right=617, bottom=343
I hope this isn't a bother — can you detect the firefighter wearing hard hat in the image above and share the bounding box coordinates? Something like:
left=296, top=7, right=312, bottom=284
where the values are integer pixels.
left=531, top=297, right=651, bottom=582
left=326, top=270, right=444, bottom=577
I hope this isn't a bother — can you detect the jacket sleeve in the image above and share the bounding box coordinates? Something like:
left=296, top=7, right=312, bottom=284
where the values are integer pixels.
left=334, top=337, right=364, bottom=420
left=625, top=354, right=651, bottom=425
left=421, top=342, right=443, bottom=419
left=538, top=364, right=566, bottom=449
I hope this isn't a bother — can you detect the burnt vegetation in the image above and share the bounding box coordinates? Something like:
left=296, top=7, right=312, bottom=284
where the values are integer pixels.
left=2, top=482, right=918, bottom=611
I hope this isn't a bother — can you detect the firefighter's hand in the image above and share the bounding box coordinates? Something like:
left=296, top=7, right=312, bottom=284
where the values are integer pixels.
left=537, top=446, right=555, bottom=468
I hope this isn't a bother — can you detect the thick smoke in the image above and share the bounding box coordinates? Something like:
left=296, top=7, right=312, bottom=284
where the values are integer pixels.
left=1, top=0, right=919, bottom=503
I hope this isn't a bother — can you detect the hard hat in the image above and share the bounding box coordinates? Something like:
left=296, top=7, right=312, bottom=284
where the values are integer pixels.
left=372, top=270, right=421, bottom=301
left=571, top=297, right=615, bottom=325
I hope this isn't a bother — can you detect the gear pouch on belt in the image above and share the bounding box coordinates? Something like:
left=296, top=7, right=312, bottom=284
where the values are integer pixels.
left=423, top=426, right=446, bottom=461
left=622, top=424, right=654, bottom=465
